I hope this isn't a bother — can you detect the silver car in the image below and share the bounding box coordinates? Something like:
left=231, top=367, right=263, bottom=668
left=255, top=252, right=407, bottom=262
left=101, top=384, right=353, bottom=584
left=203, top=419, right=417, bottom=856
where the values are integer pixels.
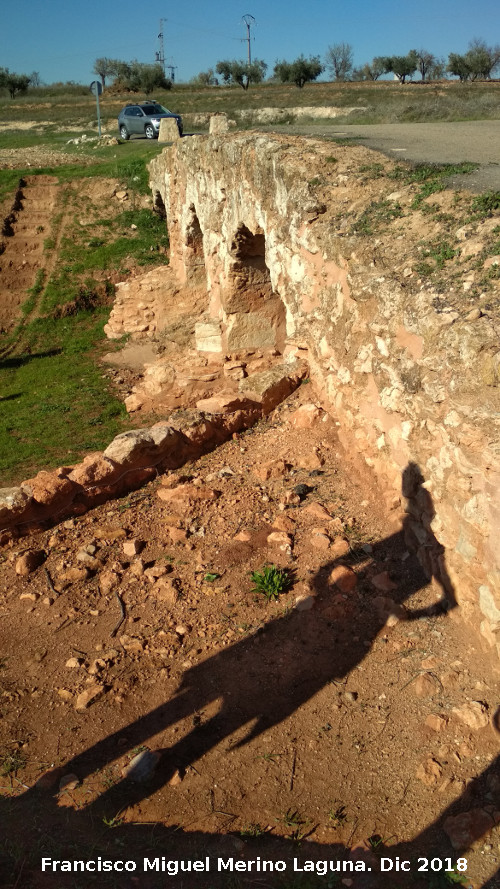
left=118, top=102, right=183, bottom=140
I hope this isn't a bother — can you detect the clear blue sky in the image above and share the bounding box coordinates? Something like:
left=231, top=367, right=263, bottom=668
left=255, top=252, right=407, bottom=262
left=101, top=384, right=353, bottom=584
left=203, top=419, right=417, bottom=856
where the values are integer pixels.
left=1, top=0, right=499, bottom=85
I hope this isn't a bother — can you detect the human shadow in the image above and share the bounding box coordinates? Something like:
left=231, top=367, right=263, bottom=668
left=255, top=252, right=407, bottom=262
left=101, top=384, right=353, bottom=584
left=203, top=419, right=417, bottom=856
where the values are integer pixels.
left=2, top=463, right=457, bottom=826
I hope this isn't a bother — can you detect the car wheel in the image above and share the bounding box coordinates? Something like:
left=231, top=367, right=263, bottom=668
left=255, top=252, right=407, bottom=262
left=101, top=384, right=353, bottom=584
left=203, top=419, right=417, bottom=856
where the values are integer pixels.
left=119, top=125, right=129, bottom=141
left=145, top=124, right=156, bottom=140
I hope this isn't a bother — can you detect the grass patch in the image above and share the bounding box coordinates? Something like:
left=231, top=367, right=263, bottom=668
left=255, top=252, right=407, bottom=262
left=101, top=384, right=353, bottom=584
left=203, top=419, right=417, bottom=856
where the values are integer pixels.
left=416, top=239, right=458, bottom=276
left=352, top=199, right=404, bottom=235
left=388, top=161, right=478, bottom=208
left=0, top=309, right=128, bottom=484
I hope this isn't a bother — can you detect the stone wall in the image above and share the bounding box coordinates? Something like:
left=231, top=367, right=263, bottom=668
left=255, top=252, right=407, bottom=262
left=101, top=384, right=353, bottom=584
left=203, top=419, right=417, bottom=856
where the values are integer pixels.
left=141, top=132, right=500, bottom=659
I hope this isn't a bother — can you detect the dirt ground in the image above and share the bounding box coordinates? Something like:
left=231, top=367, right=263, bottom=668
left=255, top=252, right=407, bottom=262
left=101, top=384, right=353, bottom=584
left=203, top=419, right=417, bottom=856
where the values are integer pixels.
left=1, top=382, right=500, bottom=889
left=1, top=144, right=500, bottom=889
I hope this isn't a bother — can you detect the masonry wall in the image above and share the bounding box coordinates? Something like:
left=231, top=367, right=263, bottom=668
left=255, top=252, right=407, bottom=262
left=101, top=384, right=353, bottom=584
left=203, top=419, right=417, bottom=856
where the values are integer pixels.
left=145, top=133, right=500, bottom=659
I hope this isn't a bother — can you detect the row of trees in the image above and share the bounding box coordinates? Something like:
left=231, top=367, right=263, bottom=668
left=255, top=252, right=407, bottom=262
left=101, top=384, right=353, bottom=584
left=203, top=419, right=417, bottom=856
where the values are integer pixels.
left=192, top=39, right=500, bottom=90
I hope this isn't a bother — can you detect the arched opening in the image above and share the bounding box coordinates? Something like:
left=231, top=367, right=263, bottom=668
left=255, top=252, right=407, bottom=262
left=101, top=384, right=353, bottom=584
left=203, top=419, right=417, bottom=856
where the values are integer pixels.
left=153, top=190, right=166, bottom=220
left=184, top=205, right=205, bottom=287
left=224, top=224, right=286, bottom=352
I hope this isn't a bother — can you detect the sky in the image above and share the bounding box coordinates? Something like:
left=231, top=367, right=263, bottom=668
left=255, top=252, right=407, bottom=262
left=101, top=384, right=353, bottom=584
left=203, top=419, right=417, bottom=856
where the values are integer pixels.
left=1, top=0, right=499, bottom=86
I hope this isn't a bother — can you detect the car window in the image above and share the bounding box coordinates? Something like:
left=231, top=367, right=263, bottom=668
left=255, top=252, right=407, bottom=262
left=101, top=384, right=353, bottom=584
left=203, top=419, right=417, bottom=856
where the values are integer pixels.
left=141, top=105, right=159, bottom=115
left=124, top=108, right=135, bottom=117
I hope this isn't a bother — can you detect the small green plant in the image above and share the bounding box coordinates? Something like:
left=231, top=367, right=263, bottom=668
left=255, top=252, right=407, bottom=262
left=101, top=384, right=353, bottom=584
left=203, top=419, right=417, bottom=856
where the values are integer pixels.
left=328, top=804, right=348, bottom=828
left=325, top=156, right=337, bottom=164
left=308, top=177, right=321, bottom=187
left=352, top=199, right=404, bottom=235
left=203, top=572, right=221, bottom=583
left=102, top=814, right=124, bottom=829
left=279, top=809, right=304, bottom=828
left=239, top=823, right=267, bottom=838
left=250, top=565, right=292, bottom=601
left=0, top=750, right=27, bottom=777
left=470, top=191, right=500, bottom=218
left=255, top=752, right=283, bottom=764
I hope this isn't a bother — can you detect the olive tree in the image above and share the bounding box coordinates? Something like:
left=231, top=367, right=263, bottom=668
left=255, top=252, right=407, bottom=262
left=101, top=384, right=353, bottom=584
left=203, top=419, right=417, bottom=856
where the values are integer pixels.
left=215, top=59, right=267, bottom=90
left=273, top=55, right=323, bottom=88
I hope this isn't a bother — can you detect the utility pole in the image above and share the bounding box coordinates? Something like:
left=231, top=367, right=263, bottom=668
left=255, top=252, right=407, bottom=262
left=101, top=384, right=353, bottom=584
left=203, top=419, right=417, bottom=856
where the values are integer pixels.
left=241, top=14, right=255, bottom=66
left=157, top=19, right=166, bottom=76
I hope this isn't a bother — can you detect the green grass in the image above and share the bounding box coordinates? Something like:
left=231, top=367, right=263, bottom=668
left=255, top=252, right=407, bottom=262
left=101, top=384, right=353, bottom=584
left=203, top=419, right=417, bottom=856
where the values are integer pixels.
left=388, top=161, right=479, bottom=208
left=352, top=198, right=404, bottom=235
left=0, top=152, right=167, bottom=484
left=0, top=310, right=128, bottom=483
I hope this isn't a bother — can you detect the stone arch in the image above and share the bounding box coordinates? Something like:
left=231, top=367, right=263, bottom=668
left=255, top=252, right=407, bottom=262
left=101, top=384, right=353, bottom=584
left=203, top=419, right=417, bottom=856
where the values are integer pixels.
left=223, top=223, right=286, bottom=353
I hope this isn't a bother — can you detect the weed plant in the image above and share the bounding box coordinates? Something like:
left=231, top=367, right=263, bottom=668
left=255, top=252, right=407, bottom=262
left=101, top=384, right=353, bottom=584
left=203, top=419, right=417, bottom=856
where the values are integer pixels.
left=250, top=565, right=292, bottom=601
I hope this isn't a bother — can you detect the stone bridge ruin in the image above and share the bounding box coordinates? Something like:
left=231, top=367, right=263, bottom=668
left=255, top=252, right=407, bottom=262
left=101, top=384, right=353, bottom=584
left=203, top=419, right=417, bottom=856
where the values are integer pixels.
left=2, top=132, right=499, bottom=663
left=110, top=132, right=500, bottom=660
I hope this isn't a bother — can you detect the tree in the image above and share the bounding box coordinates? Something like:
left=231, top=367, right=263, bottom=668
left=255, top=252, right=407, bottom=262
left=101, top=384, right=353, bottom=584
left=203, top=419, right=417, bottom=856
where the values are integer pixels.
left=191, top=69, right=218, bottom=87
left=93, top=57, right=116, bottom=88
left=383, top=52, right=418, bottom=83
left=273, top=55, right=323, bottom=88
left=215, top=59, right=267, bottom=90
left=447, top=52, right=471, bottom=81
left=325, top=43, right=354, bottom=81
left=352, top=57, right=386, bottom=81
left=29, top=71, right=41, bottom=87
left=412, top=49, right=436, bottom=82
left=0, top=68, right=31, bottom=98
left=107, top=59, right=171, bottom=93
left=447, top=40, right=500, bottom=81
left=465, top=39, right=500, bottom=80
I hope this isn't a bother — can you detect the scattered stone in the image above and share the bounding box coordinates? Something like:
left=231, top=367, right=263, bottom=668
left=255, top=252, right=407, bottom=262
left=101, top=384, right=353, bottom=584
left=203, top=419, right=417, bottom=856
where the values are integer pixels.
left=425, top=713, right=448, bottom=732
left=20, top=592, right=39, bottom=602
left=75, top=684, right=105, bottom=711
left=303, top=502, right=332, bottom=521
left=413, top=673, right=439, bottom=698
left=57, top=688, right=73, bottom=702
left=119, top=635, right=144, bottom=654
left=373, top=596, right=406, bottom=626
left=289, top=403, right=324, bottom=428
left=452, top=701, right=489, bottom=730
left=267, top=531, right=293, bottom=553
left=371, top=571, right=397, bottom=592
left=122, top=539, right=144, bottom=557
left=166, top=526, right=188, bottom=544
left=345, top=691, right=358, bottom=703
left=121, top=749, right=161, bottom=782
left=59, top=773, right=79, bottom=792
left=328, top=565, right=357, bottom=593
left=150, top=577, right=179, bottom=604
left=15, top=550, right=46, bottom=576
left=254, top=459, right=290, bottom=481
left=169, top=768, right=183, bottom=786
left=99, top=569, right=120, bottom=594
left=330, top=537, right=350, bottom=558
left=416, top=758, right=443, bottom=786
left=443, top=809, right=495, bottom=850
left=175, top=625, right=188, bottom=637
left=310, top=529, right=331, bottom=550
left=59, top=566, right=90, bottom=586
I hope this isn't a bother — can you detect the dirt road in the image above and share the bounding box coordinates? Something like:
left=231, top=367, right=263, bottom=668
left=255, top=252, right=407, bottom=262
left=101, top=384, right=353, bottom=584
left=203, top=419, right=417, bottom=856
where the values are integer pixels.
left=269, top=119, right=500, bottom=192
